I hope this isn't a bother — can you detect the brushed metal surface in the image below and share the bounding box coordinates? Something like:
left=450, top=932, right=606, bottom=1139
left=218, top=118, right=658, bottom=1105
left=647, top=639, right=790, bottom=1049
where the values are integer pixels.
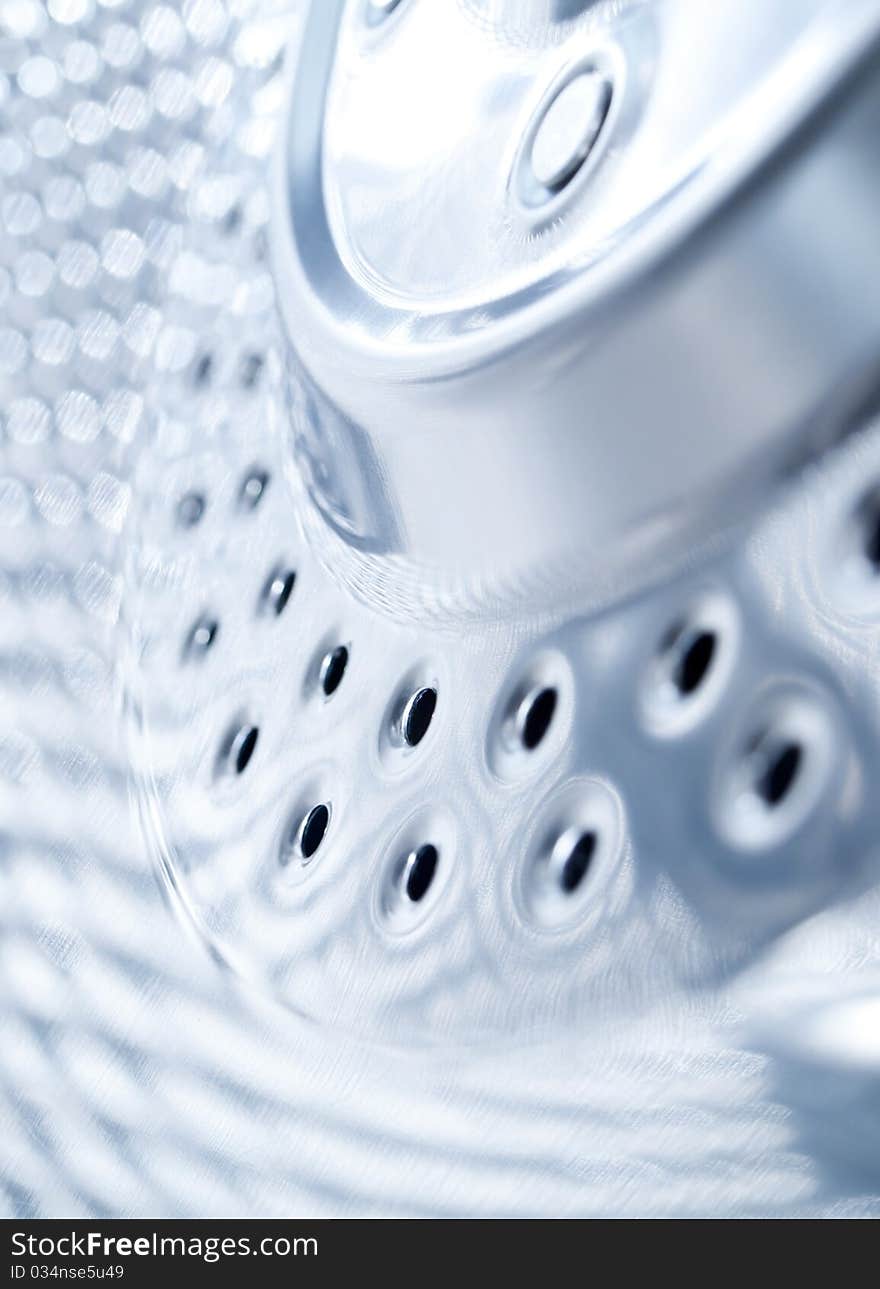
left=0, top=0, right=879, bottom=1219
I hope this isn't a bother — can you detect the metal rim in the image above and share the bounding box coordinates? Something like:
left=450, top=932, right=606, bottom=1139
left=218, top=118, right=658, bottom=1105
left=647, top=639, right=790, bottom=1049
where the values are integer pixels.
left=270, top=2, right=880, bottom=604
left=273, top=1, right=880, bottom=369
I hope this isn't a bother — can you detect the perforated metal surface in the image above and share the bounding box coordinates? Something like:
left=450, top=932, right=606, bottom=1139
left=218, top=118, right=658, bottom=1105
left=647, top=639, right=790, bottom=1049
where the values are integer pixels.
left=2, top=0, right=880, bottom=1217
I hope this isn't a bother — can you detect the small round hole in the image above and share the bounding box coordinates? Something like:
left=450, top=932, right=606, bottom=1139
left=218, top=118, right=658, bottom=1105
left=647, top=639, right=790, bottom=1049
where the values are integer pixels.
left=715, top=689, right=836, bottom=852
left=673, top=629, right=717, bottom=697
left=219, top=723, right=259, bottom=778
left=239, top=468, right=270, bottom=511
left=376, top=811, right=455, bottom=933
left=403, top=843, right=438, bottom=903
left=559, top=831, right=596, bottom=893
left=234, top=727, right=258, bottom=775
left=223, top=204, right=242, bottom=235
left=193, top=352, right=213, bottom=387
left=320, top=645, right=348, bottom=697
left=240, top=353, right=264, bottom=390
left=298, top=803, right=330, bottom=861
left=641, top=594, right=738, bottom=737
left=177, top=491, right=205, bottom=528
left=755, top=740, right=803, bottom=808
left=402, top=686, right=437, bottom=747
left=518, top=686, right=557, bottom=751
left=856, top=487, right=880, bottom=573
left=261, top=568, right=296, bottom=617
left=184, top=615, right=218, bottom=660
left=490, top=653, right=573, bottom=781
left=380, top=670, right=443, bottom=771
left=518, top=782, right=621, bottom=929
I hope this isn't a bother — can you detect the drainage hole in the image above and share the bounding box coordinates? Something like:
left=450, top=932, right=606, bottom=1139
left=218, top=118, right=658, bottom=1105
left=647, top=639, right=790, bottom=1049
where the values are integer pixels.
left=518, top=686, right=558, bottom=751
left=320, top=645, right=349, bottom=697
left=298, top=803, right=331, bottom=861
left=856, top=487, right=880, bottom=573
left=177, top=491, right=205, bottom=528
left=240, top=352, right=265, bottom=390
left=239, top=467, right=270, bottom=511
left=403, top=843, right=439, bottom=903
left=524, top=813, right=610, bottom=928
left=402, top=686, right=437, bottom=747
left=235, top=728, right=259, bottom=774
left=261, top=568, right=296, bottom=617
left=558, top=830, right=596, bottom=894
left=754, top=738, right=803, bottom=808
left=193, top=352, right=213, bottom=387
left=672, top=628, right=717, bottom=697
left=220, top=723, right=259, bottom=778
left=184, top=615, right=218, bottom=660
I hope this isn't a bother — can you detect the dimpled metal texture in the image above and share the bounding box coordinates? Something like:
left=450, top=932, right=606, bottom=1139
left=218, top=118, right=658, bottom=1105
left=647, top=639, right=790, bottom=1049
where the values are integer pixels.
left=1, top=0, right=880, bottom=1219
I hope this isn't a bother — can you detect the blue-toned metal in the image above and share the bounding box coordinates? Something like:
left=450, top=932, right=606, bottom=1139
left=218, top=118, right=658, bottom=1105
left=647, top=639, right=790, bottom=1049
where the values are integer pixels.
left=1, top=0, right=880, bottom=1220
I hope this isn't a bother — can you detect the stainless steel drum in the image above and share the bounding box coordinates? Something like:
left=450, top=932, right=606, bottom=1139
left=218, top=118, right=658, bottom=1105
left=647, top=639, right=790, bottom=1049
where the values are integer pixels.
left=2, top=0, right=880, bottom=1217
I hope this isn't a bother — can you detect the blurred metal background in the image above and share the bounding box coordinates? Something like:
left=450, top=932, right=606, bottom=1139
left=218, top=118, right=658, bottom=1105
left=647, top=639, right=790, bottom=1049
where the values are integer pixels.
left=2, top=0, right=880, bottom=1217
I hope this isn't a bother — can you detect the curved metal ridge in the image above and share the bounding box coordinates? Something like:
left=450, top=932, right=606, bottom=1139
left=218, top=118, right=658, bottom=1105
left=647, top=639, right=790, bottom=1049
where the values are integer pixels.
left=273, top=0, right=880, bottom=603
